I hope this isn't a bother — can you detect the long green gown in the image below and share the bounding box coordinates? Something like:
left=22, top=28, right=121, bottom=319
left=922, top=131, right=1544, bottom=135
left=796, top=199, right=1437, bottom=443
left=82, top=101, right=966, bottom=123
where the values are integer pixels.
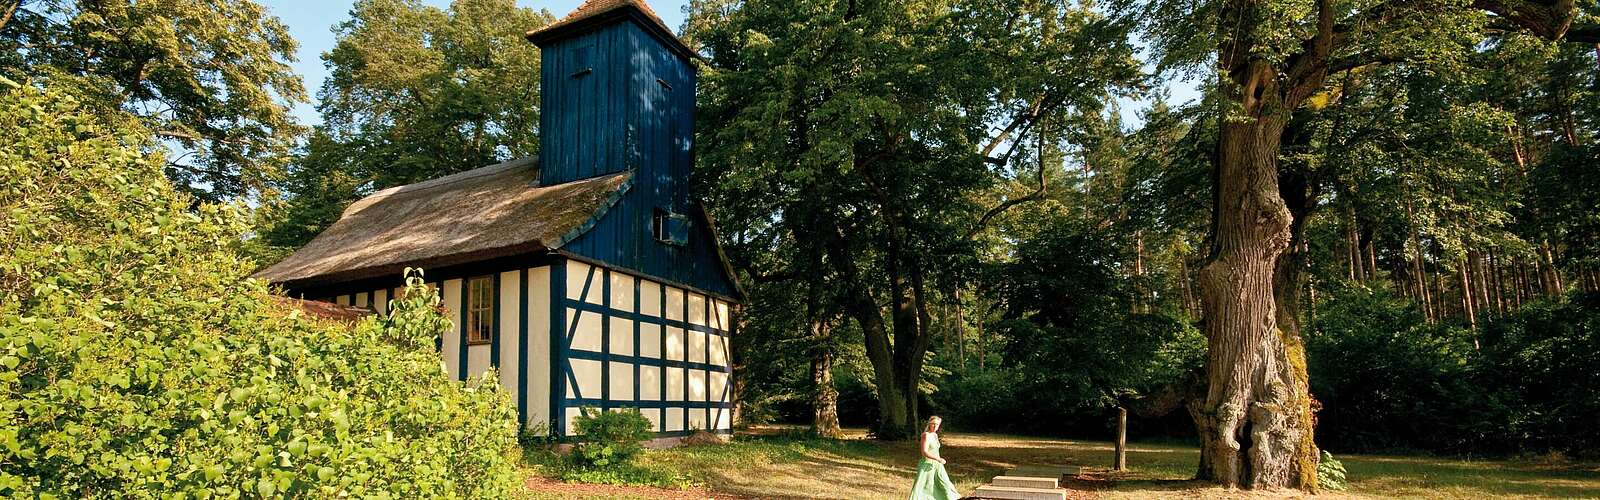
left=909, top=432, right=960, bottom=500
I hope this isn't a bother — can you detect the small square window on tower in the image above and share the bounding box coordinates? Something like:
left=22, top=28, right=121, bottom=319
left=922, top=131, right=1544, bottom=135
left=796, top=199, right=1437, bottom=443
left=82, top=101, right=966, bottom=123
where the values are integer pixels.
left=652, top=208, right=688, bottom=246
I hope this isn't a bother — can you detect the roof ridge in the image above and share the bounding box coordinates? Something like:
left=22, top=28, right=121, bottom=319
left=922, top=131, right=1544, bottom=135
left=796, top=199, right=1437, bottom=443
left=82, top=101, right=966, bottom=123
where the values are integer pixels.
left=525, top=0, right=685, bottom=55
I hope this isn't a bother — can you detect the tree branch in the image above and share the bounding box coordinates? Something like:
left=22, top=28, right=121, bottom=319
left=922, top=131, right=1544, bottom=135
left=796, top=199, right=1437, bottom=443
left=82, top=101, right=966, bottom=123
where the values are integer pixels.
left=0, top=0, right=21, bottom=32
left=966, top=126, right=1050, bottom=240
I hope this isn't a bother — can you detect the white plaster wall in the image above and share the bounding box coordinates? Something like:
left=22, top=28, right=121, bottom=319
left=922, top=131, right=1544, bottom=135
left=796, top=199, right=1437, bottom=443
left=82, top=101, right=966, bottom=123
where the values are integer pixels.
left=640, top=280, right=661, bottom=316
left=666, top=366, right=684, bottom=401
left=571, top=358, right=602, bottom=400
left=665, top=287, right=684, bottom=321
left=665, top=407, right=685, bottom=431
left=688, top=330, right=706, bottom=363
left=568, top=308, right=602, bottom=352
left=640, top=323, right=661, bottom=358
left=609, top=272, right=634, bottom=312
left=687, top=293, right=705, bottom=326
left=609, top=317, right=634, bottom=355
left=641, top=408, right=662, bottom=430
left=608, top=361, right=633, bottom=401
left=688, top=408, right=707, bottom=431
left=528, top=266, right=551, bottom=431
left=441, top=279, right=462, bottom=380
left=373, top=289, right=388, bottom=316
left=665, top=326, right=684, bottom=361
left=710, top=371, right=728, bottom=402
left=467, top=345, right=491, bottom=379
left=639, top=365, right=661, bottom=400
left=497, top=270, right=520, bottom=393
left=708, top=334, right=728, bottom=367
left=566, top=261, right=602, bottom=304
left=688, top=369, right=706, bottom=402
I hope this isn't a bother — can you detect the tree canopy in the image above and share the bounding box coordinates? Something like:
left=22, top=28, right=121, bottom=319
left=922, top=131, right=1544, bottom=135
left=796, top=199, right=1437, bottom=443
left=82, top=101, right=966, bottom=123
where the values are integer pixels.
left=0, top=0, right=307, bottom=201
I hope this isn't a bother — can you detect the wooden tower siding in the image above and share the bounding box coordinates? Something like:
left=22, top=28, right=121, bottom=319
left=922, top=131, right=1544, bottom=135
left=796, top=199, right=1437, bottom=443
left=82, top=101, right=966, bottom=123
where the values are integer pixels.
left=533, top=5, right=738, bottom=299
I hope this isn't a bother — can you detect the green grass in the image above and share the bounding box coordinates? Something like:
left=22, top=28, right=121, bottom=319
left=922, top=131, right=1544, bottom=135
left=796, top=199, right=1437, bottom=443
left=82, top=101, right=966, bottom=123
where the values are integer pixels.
left=523, top=427, right=1600, bottom=499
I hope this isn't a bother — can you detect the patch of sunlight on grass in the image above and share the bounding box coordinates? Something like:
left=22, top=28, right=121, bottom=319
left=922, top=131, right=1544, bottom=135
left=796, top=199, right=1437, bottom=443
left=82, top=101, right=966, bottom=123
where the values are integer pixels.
left=526, top=426, right=1600, bottom=499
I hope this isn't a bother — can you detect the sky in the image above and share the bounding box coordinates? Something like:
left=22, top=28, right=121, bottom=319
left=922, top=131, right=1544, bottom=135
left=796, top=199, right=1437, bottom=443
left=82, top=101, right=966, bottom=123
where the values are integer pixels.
left=260, top=0, right=1194, bottom=129
left=263, top=0, right=693, bottom=126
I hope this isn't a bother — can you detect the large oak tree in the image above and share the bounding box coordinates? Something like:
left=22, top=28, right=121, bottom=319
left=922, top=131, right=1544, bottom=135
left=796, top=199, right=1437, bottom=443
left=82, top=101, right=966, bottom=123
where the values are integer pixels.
left=1135, top=0, right=1599, bottom=489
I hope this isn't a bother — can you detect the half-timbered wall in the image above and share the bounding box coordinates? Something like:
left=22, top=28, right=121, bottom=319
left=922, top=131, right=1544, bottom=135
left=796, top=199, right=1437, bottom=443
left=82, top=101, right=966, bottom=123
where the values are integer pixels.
left=319, top=258, right=732, bottom=438
left=555, top=259, right=733, bottom=437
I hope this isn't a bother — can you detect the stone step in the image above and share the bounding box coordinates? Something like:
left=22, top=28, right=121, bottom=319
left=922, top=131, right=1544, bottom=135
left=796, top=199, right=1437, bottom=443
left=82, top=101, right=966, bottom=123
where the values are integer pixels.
left=971, top=485, right=1067, bottom=500
left=991, top=475, right=1059, bottom=489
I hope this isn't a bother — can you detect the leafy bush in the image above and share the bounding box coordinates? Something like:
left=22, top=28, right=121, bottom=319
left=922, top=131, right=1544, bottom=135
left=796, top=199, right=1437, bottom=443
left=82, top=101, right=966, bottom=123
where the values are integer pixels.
left=1310, top=285, right=1600, bottom=457
left=940, top=216, right=1205, bottom=437
left=1308, top=285, right=1486, bottom=452
left=1474, top=293, right=1600, bottom=456
left=1317, top=450, right=1348, bottom=491
left=0, top=79, right=520, bottom=496
left=569, top=408, right=654, bottom=468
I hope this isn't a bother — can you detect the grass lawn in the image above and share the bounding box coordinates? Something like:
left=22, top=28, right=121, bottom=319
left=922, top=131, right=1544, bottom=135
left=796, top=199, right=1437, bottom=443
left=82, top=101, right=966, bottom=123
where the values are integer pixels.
left=522, top=426, right=1600, bottom=499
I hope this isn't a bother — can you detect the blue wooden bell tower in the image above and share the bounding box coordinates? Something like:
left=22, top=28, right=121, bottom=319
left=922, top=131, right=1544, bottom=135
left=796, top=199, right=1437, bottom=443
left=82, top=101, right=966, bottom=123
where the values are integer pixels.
left=528, top=1, right=737, bottom=299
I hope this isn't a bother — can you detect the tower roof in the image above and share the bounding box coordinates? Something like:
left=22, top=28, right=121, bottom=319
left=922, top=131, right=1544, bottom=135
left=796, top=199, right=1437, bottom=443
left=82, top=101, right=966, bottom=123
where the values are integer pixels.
left=525, top=0, right=695, bottom=60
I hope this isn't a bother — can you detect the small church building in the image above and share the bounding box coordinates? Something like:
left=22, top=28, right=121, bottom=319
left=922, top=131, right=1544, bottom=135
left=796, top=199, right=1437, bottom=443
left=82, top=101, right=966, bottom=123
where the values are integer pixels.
left=254, top=0, right=740, bottom=439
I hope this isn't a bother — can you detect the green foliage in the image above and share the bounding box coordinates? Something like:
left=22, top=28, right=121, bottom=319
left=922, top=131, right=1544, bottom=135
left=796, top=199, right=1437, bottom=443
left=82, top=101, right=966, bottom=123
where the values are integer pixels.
left=1310, top=286, right=1600, bottom=456
left=933, top=216, right=1203, bottom=435
left=382, top=268, right=454, bottom=351
left=569, top=409, right=654, bottom=468
left=1475, top=293, right=1600, bottom=455
left=0, top=0, right=307, bottom=201
left=0, top=79, right=519, bottom=497
left=688, top=0, right=1146, bottom=438
left=1307, top=285, right=1485, bottom=452
left=257, top=0, right=554, bottom=254
left=1317, top=450, right=1349, bottom=491
left=520, top=410, right=690, bottom=489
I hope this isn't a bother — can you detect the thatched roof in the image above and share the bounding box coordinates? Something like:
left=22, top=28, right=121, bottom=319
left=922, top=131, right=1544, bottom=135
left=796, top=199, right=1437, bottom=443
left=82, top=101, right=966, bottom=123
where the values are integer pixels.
left=253, top=158, right=632, bottom=289
left=525, top=0, right=695, bottom=60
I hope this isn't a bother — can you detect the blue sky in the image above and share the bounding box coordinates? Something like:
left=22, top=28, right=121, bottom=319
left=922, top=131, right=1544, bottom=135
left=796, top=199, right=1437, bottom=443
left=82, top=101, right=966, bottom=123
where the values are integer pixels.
left=262, top=0, right=1193, bottom=128
left=263, top=0, right=693, bottom=126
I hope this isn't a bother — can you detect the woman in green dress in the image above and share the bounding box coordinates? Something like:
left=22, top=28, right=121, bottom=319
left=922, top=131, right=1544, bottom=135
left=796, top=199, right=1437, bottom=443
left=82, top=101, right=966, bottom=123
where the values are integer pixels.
left=910, top=416, right=961, bottom=500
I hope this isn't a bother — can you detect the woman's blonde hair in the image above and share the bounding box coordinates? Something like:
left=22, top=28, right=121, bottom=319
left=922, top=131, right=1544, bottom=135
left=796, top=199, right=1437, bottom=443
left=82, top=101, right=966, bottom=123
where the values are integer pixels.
left=925, top=416, right=942, bottom=429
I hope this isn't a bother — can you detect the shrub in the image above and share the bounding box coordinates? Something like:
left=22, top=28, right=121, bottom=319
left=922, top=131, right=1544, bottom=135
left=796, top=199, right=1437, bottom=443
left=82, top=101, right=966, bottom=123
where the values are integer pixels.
left=0, top=78, right=520, bottom=497
left=1317, top=450, right=1348, bottom=491
left=568, top=408, right=654, bottom=468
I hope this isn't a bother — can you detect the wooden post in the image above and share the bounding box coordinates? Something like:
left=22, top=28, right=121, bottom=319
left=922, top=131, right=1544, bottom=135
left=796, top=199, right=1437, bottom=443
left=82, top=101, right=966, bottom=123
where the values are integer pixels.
left=1114, top=407, right=1128, bottom=471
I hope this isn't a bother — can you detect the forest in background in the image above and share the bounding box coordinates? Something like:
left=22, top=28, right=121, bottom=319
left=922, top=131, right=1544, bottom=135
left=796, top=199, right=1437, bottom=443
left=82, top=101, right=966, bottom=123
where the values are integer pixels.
left=3, top=0, right=1598, bottom=493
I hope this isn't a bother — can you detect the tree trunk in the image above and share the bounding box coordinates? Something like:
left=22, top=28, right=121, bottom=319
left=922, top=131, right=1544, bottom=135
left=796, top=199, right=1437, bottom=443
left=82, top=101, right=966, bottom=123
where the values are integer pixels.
left=1181, top=257, right=1199, bottom=319
left=828, top=230, right=913, bottom=441
left=1192, top=99, right=1316, bottom=490
left=1539, top=243, right=1563, bottom=295
left=954, top=288, right=966, bottom=369
left=1115, top=407, right=1129, bottom=471
left=810, top=320, right=843, bottom=438
left=731, top=307, right=749, bottom=429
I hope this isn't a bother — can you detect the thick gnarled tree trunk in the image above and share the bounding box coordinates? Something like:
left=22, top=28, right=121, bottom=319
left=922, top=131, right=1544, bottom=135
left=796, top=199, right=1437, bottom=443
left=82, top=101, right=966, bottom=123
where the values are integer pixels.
left=810, top=328, right=843, bottom=438
left=1192, top=61, right=1318, bottom=489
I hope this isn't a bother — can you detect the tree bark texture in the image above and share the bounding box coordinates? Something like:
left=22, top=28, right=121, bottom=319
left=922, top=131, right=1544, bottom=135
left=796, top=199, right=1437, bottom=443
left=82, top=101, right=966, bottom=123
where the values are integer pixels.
left=810, top=320, right=844, bottom=439
left=1193, top=95, right=1317, bottom=489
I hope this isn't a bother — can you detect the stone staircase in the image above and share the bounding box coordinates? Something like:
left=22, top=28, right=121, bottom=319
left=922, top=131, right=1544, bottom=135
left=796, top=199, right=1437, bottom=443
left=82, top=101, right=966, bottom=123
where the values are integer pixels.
left=969, top=466, right=1076, bottom=500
